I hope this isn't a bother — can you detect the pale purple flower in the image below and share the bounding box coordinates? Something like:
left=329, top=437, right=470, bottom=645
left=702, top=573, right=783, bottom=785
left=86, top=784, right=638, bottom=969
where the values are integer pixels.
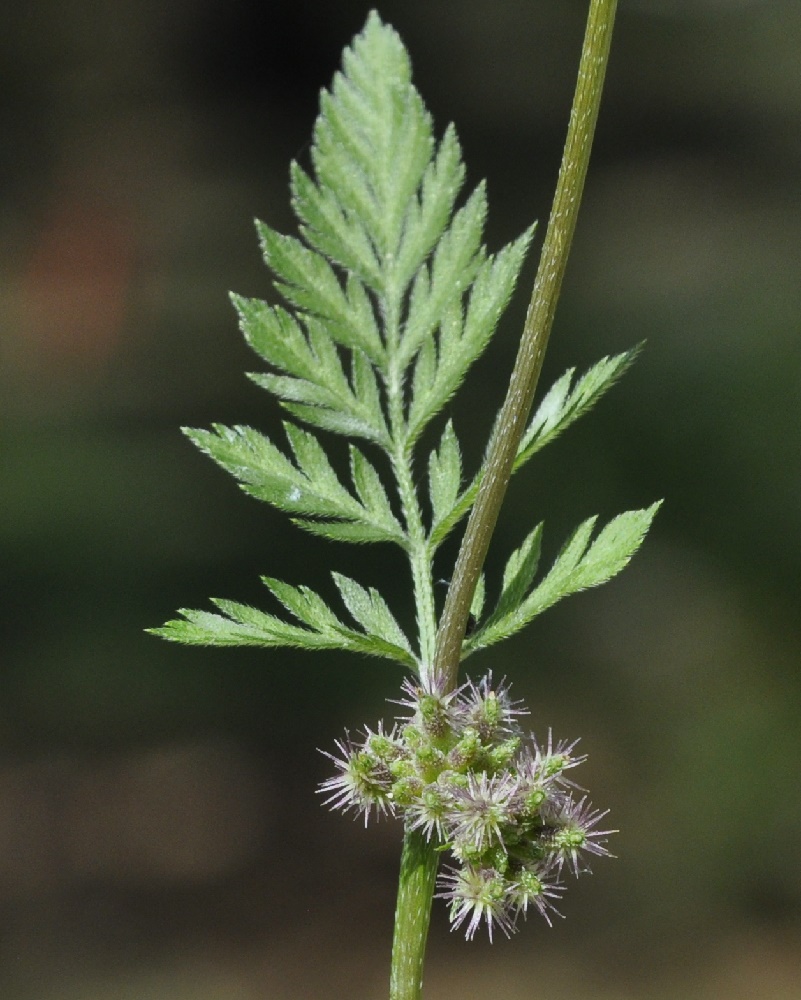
left=545, top=795, right=615, bottom=875
left=454, top=671, right=527, bottom=740
left=446, top=770, right=518, bottom=851
left=318, top=730, right=394, bottom=825
left=437, top=864, right=516, bottom=942
left=509, top=861, right=565, bottom=927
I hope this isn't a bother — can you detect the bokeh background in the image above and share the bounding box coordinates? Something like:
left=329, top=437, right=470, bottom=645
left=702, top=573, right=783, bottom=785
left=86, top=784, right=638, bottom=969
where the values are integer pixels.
left=2, top=0, right=800, bottom=997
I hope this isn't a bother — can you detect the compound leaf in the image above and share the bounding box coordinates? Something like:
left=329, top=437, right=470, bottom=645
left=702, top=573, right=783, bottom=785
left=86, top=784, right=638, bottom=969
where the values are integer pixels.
left=515, top=345, right=643, bottom=469
left=466, top=503, right=661, bottom=654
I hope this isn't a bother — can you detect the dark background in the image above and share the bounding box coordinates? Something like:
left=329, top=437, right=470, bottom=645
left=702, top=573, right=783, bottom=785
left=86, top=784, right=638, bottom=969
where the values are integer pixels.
left=1, top=1, right=800, bottom=997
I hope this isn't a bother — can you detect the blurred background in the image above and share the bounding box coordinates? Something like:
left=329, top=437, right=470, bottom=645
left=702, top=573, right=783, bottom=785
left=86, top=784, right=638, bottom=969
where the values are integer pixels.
left=1, top=0, right=800, bottom=997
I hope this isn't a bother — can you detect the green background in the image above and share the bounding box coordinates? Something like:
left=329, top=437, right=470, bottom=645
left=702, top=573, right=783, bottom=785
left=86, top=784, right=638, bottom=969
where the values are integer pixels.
left=1, top=1, right=799, bottom=997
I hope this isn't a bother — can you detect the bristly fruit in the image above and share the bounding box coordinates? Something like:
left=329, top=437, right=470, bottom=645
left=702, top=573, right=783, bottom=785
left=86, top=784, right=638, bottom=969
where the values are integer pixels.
left=320, top=671, right=614, bottom=940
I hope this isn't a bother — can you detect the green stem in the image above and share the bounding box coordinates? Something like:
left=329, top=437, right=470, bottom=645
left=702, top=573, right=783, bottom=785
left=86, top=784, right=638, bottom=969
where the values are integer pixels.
left=387, top=4, right=618, bottom=995
left=385, top=275, right=438, bottom=669
left=389, top=828, right=440, bottom=1000
left=432, top=0, right=619, bottom=695
left=395, top=442, right=438, bottom=666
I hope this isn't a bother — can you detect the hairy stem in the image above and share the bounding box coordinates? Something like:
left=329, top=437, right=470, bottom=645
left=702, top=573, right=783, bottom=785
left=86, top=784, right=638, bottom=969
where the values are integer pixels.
left=389, top=828, right=439, bottom=1000
left=387, top=4, right=618, bottom=995
left=386, top=367, right=437, bottom=668
left=391, top=426, right=438, bottom=666
left=432, top=0, right=619, bottom=694
left=384, top=272, right=438, bottom=669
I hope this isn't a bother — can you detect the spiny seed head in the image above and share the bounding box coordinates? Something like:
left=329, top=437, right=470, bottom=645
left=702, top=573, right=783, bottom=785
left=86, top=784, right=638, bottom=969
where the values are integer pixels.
left=545, top=796, right=615, bottom=875
left=320, top=671, right=615, bottom=939
left=365, top=730, right=404, bottom=763
left=415, top=744, right=447, bottom=782
left=487, top=736, right=521, bottom=771
left=318, top=734, right=393, bottom=824
left=391, top=774, right=424, bottom=806
left=389, top=756, right=416, bottom=781
left=437, top=864, right=516, bottom=942
left=455, top=672, right=527, bottom=741
left=447, top=727, right=482, bottom=771
left=447, top=771, right=518, bottom=852
left=406, top=783, right=452, bottom=840
left=510, top=863, right=565, bottom=927
left=531, top=731, right=587, bottom=787
left=394, top=677, right=458, bottom=740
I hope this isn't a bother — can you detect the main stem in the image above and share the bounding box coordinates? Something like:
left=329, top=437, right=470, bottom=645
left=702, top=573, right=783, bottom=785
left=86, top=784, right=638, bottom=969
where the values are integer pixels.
left=388, top=3, right=619, bottom=997
left=432, top=0, right=619, bottom=696
left=389, top=828, right=439, bottom=1000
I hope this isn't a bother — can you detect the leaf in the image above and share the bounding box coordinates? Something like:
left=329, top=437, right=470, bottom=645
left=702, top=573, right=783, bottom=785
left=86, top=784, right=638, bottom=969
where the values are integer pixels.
left=332, top=572, right=413, bottom=654
left=349, top=350, right=387, bottom=437
left=515, top=345, right=643, bottom=468
left=294, top=519, right=401, bottom=545
left=483, top=523, right=544, bottom=630
left=150, top=604, right=334, bottom=650
left=150, top=578, right=418, bottom=669
left=290, top=159, right=381, bottom=288
left=407, top=226, right=534, bottom=441
left=261, top=577, right=345, bottom=632
left=184, top=422, right=406, bottom=545
left=428, top=347, right=643, bottom=550
left=309, top=13, right=435, bottom=288
left=466, top=503, right=661, bottom=654
left=257, top=222, right=386, bottom=366
left=398, top=184, right=488, bottom=370
left=154, top=14, right=555, bottom=663
left=349, top=445, right=404, bottom=538
left=428, top=420, right=463, bottom=533
left=470, top=572, right=486, bottom=621
left=236, top=295, right=389, bottom=445
left=394, top=124, right=466, bottom=292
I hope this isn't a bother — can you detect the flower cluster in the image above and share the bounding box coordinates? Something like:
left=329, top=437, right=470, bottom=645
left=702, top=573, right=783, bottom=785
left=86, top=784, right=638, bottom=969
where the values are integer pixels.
left=320, top=672, right=613, bottom=940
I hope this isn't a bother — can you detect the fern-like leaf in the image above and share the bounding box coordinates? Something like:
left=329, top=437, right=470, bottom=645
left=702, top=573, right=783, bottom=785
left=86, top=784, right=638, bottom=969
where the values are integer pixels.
left=428, top=347, right=642, bottom=549
left=184, top=423, right=406, bottom=546
left=465, top=503, right=661, bottom=655
left=150, top=578, right=417, bottom=668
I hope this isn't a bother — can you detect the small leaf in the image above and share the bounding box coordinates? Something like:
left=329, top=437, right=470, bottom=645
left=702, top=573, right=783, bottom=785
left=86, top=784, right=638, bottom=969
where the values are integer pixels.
left=257, top=222, right=386, bottom=367
left=394, top=124, right=466, bottom=291
left=296, top=519, right=404, bottom=545
left=565, top=503, right=662, bottom=592
left=408, top=226, right=534, bottom=441
left=410, top=331, right=437, bottom=416
left=284, top=422, right=352, bottom=497
left=261, top=577, right=344, bottom=632
left=466, top=503, right=661, bottom=654
left=470, top=572, right=486, bottom=621
left=399, top=184, right=488, bottom=369
left=150, top=575, right=417, bottom=668
left=332, top=572, right=413, bottom=654
left=290, top=160, right=381, bottom=287
left=150, top=605, right=331, bottom=649
left=483, top=523, right=544, bottom=629
left=428, top=420, right=462, bottom=532
left=185, top=423, right=405, bottom=545
left=350, top=350, right=387, bottom=437
left=350, top=445, right=404, bottom=537
left=237, top=295, right=389, bottom=445
left=516, top=345, right=643, bottom=468
left=429, top=347, right=642, bottom=551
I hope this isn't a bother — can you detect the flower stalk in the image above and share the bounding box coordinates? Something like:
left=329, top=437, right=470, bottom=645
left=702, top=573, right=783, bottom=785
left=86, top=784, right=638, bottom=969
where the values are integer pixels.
left=389, top=829, right=440, bottom=1000
left=392, top=2, right=620, bottom=995
left=432, top=0, right=620, bottom=697
left=333, top=675, right=612, bottom=1000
